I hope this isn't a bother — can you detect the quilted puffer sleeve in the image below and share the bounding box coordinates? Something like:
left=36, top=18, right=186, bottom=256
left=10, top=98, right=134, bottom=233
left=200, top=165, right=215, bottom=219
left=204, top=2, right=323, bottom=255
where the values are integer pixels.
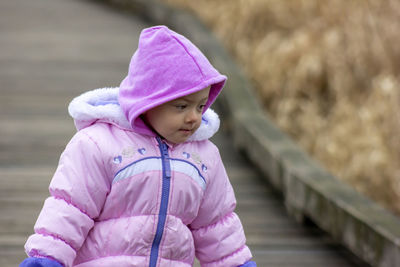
left=189, top=143, right=253, bottom=267
left=24, top=130, right=111, bottom=267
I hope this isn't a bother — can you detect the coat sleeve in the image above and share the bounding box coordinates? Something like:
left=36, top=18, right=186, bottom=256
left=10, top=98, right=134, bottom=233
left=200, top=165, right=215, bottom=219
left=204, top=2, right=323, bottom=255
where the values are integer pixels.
left=24, top=130, right=111, bottom=267
left=189, top=144, right=253, bottom=267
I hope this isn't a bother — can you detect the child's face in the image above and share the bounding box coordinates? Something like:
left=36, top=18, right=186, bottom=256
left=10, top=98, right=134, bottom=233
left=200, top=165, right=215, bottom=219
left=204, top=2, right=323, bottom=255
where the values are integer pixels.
left=144, top=86, right=211, bottom=144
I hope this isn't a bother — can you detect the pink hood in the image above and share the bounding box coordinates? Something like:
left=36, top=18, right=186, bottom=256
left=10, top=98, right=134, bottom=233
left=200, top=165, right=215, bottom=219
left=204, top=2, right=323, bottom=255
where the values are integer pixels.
left=118, top=25, right=227, bottom=135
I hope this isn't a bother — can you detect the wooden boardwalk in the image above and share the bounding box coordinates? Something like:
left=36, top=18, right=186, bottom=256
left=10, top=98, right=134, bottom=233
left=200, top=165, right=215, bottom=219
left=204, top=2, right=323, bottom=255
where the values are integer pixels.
left=0, top=0, right=367, bottom=266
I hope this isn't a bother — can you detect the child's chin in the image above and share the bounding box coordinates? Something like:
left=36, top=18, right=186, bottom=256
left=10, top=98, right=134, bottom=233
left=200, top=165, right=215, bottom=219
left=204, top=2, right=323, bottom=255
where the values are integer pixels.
left=177, top=136, right=191, bottom=144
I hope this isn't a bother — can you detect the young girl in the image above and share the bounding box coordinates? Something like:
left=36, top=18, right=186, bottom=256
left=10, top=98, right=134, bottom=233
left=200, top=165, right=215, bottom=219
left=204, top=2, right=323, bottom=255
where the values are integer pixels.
left=20, top=25, right=256, bottom=267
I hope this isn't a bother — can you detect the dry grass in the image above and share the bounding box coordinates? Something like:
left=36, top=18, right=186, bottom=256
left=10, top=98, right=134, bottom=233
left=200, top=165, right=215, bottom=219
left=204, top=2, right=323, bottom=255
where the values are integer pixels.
left=163, top=0, right=400, bottom=215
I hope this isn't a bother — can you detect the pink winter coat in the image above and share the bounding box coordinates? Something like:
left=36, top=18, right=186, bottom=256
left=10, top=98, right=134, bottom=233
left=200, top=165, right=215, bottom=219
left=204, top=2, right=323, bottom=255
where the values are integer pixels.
left=24, top=26, right=253, bottom=267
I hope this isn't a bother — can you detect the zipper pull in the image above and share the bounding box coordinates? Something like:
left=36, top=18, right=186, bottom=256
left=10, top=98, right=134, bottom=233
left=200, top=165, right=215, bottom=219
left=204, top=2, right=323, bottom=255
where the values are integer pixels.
left=162, top=143, right=169, bottom=156
left=158, top=140, right=171, bottom=179
left=163, top=145, right=171, bottom=178
left=165, top=165, right=171, bottom=179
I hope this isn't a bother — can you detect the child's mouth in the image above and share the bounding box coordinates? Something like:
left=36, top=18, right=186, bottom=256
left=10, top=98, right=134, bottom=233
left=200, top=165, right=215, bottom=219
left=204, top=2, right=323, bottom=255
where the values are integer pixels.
left=179, top=129, right=192, bottom=134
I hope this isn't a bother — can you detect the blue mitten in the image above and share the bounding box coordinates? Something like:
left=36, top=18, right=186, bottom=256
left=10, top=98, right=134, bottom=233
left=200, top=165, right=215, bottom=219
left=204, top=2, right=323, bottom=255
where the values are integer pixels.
left=239, top=261, right=257, bottom=267
left=20, top=257, right=63, bottom=267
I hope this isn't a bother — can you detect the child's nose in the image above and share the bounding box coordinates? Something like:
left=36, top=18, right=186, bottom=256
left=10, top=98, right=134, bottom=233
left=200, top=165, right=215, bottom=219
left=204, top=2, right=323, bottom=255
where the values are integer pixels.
left=185, top=109, right=200, bottom=124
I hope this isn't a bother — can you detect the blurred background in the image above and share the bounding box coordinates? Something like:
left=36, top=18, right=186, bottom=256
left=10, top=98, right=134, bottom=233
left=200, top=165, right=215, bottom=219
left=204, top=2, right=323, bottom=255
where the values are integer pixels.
left=1, top=0, right=395, bottom=265
left=162, top=0, right=400, bottom=216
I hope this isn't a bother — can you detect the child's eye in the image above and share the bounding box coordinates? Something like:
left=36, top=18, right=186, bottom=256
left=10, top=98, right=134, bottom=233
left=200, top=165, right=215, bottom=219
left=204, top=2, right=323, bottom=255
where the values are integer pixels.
left=175, top=104, right=187, bottom=110
left=198, top=104, right=206, bottom=111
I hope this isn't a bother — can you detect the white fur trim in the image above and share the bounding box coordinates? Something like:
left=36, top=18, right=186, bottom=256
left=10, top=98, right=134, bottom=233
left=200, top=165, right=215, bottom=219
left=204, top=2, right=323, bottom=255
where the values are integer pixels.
left=188, top=108, right=220, bottom=141
left=68, top=87, right=220, bottom=141
left=68, top=87, right=131, bottom=130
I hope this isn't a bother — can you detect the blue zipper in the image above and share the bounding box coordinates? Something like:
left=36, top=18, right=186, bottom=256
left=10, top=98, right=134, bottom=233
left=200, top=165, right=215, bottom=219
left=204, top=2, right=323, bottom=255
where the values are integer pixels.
left=149, top=137, right=171, bottom=267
